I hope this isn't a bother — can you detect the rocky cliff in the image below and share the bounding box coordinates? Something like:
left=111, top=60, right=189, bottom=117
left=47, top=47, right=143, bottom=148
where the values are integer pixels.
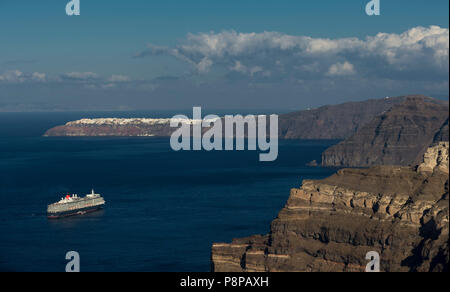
left=278, top=96, right=407, bottom=139
left=321, top=96, right=449, bottom=167
left=434, top=119, right=449, bottom=143
left=44, top=96, right=408, bottom=139
left=417, top=142, right=449, bottom=174
left=211, top=143, right=449, bottom=272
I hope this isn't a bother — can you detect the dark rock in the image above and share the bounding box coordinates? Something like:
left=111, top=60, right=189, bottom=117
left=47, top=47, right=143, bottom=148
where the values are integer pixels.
left=211, top=143, right=449, bottom=272
left=434, top=119, right=449, bottom=143
left=322, top=96, right=449, bottom=167
left=278, top=96, right=408, bottom=139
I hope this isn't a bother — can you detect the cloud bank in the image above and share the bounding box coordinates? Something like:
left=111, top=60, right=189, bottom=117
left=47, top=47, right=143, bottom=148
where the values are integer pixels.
left=0, top=70, right=143, bottom=89
left=136, top=26, right=449, bottom=81
left=1, top=26, right=448, bottom=111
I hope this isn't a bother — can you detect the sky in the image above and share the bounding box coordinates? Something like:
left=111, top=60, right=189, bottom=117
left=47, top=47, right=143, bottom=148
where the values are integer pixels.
left=0, top=0, right=449, bottom=111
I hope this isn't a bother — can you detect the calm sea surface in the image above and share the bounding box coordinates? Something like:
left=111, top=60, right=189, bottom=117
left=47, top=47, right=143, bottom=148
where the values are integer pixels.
left=0, top=112, right=338, bottom=272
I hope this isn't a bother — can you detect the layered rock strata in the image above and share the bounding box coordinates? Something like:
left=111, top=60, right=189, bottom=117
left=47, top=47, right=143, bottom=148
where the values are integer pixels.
left=211, top=143, right=449, bottom=272
left=278, top=96, right=407, bottom=139
left=322, top=96, right=449, bottom=167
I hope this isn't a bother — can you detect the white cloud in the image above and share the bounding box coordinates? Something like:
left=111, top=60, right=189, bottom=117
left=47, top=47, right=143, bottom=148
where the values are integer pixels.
left=108, top=75, right=130, bottom=83
left=0, top=70, right=25, bottom=83
left=31, top=72, right=46, bottom=82
left=0, top=70, right=48, bottom=83
left=196, top=58, right=213, bottom=73
left=0, top=70, right=140, bottom=90
left=230, top=61, right=247, bottom=73
left=230, top=61, right=265, bottom=76
left=62, top=72, right=99, bottom=80
left=136, top=26, right=449, bottom=81
left=327, top=62, right=356, bottom=76
left=101, top=83, right=116, bottom=89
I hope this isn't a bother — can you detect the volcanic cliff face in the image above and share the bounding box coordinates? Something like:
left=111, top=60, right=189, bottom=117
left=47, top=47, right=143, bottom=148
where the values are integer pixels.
left=44, top=96, right=408, bottom=139
left=417, top=142, right=449, bottom=174
left=434, top=119, right=449, bottom=143
left=211, top=143, right=449, bottom=272
left=278, top=96, right=407, bottom=139
left=321, top=96, right=449, bottom=168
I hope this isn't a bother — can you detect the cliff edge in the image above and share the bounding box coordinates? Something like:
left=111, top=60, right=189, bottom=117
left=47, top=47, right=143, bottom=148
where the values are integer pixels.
left=211, top=143, right=449, bottom=272
left=322, top=96, right=449, bottom=167
left=278, top=96, right=407, bottom=139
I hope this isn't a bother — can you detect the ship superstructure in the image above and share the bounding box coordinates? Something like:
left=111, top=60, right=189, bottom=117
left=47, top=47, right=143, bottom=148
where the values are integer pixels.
left=47, top=190, right=105, bottom=219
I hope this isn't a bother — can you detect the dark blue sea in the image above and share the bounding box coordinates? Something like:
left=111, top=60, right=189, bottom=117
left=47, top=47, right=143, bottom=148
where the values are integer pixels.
left=0, top=112, right=338, bottom=272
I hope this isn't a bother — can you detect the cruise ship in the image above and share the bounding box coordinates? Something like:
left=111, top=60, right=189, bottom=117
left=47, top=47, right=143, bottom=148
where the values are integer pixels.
left=47, top=190, right=105, bottom=219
